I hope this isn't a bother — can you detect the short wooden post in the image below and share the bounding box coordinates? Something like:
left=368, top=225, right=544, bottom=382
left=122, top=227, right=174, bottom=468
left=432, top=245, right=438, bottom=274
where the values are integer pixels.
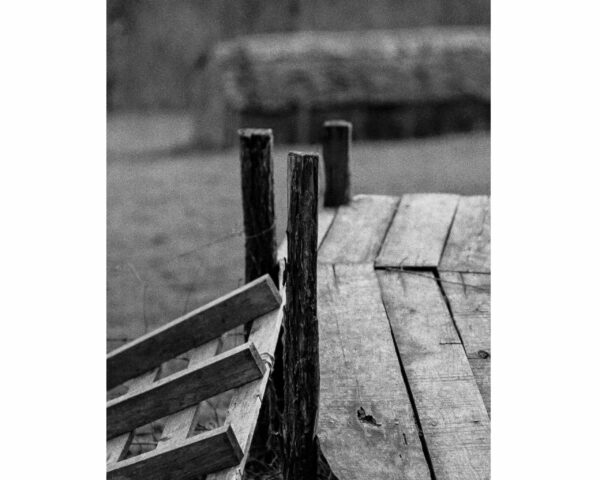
left=322, top=120, right=352, bottom=207
left=283, top=152, right=319, bottom=479
left=239, top=128, right=278, bottom=284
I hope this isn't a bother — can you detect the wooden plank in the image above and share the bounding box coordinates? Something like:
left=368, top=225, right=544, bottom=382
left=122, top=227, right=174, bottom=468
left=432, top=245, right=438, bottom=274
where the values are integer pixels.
left=377, top=270, right=490, bottom=480
left=277, top=208, right=336, bottom=260
left=107, top=425, right=243, bottom=480
left=208, top=307, right=283, bottom=480
left=211, top=222, right=334, bottom=480
left=208, top=261, right=286, bottom=480
left=316, top=263, right=430, bottom=480
left=318, top=194, right=399, bottom=264
left=107, top=274, right=281, bottom=389
left=155, top=339, right=221, bottom=449
left=439, top=196, right=490, bottom=273
left=439, top=272, right=491, bottom=415
left=108, top=343, right=265, bottom=438
left=106, top=369, right=158, bottom=464
left=375, top=193, right=459, bottom=268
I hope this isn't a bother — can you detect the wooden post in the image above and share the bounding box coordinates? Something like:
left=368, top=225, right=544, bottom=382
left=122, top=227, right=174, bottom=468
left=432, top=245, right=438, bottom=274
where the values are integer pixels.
left=283, top=152, right=319, bottom=479
left=239, top=128, right=278, bottom=285
left=322, top=120, right=352, bottom=207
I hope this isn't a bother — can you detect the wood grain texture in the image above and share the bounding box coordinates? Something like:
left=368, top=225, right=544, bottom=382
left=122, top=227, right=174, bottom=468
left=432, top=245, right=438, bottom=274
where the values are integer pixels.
left=208, top=307, right=284, bottom=480
left=107, top=343, right=265, bottom=438
left=239, top=128, right=278, bottom=284
left=155, top=339, right=221, bottom=450
left=377, top=270, right=490, bottom=480
left=277, top=208, right=336, bottom=261
left=375, top=193, right=458, bottom=268
left=439, top=272, right=490, bottom=415
left=107, top=274, right=281, bottom=389
left=283, top=152, right=320, bottom=479
left=210, top=216, right=337, bottom=480
left=318, top=194, right=399, bottom=264
left=107, top=369, right=159, bottom=464
left=107, top=425, right=243, bottom=480
left=439, top=196, right=490, bottom=273
left=317, top=263, right=430, bottom=480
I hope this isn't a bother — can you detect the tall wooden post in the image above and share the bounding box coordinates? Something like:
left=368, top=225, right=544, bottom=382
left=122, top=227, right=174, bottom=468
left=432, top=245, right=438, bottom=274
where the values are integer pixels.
left=239, top=128, right=282, bottom=462
left=239, top=129, right=278, bottom=284
left=322, top=120, right=352, bottom=207
left=283, top=152, right=319, bottom=479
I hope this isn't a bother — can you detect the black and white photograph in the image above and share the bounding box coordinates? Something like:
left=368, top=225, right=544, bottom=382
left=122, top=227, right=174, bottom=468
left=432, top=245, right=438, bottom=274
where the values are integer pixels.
left=4, top=1, right=599, bottom=480
left=106, top=2, right=490, bottom=478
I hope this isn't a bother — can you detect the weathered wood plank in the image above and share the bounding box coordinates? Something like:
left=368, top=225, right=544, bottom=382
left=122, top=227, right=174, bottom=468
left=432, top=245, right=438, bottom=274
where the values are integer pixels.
left=375, top=193, right=459, bottom=268
left=107, top=274, right=281, bottom=389
left=155, top=339, right=221, bottom=450
left=211, top=219, right=337, bottom=480
left=208, top=307, right=283, bottom=480
left=108, top=343, right=265, bottom=438
left=107, top=425, right=243, bottom=480
left=439, top=196, right=490, bottom=273
left=207, top=261, right=287, bottom=480
left=377, top=270, right=490, bottom=480
left=439, top=272, right=491, bottom=415
left=317, top=263, right=430, bottom=480
left=318, top=195, right=399, bottom=264
left=277, top=208, right=336, bottom=260
left=106, top=369, right=159, bottom=464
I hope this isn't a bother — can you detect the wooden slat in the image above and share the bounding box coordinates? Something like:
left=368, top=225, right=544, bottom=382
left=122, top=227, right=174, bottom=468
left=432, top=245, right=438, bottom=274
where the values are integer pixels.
left=375, top=193, right=459, bottom=268
left=207, top=258, right=286, bottom=480
left=318, top=195, right=399, bottom=264
left=208, top=306, right=283, bottom=480
left=107, top=425, right=243, bottom=480
left=315, top=263, right=430, bottom=479
left=155, top=339, right=221, bottom=449
left=439, top=196, right=490, bottom=273
left=439, top=272, right=491, bottom=415
left=106, top=369, right=159, bottom=464
left=107, top=274, right=281, bottom=389
left=377, top=270, right=490, bottom=480
left=277, top=207, right=336, bottom=260
left=108, top=343, right=265, bottom=438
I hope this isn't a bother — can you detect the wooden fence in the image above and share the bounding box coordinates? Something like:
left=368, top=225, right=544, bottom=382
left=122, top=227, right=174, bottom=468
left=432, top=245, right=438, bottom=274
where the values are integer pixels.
left=107, top=122, right=352, bottom=479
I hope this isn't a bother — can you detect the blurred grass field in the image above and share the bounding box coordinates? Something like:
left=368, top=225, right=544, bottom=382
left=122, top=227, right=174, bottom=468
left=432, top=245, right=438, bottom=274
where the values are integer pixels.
left=107, top=113, right=490, bottom=349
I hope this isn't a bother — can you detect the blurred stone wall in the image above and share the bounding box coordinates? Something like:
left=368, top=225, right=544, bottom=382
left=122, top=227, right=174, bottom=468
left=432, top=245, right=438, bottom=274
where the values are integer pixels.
left=107, top=0, right=490, bottom=111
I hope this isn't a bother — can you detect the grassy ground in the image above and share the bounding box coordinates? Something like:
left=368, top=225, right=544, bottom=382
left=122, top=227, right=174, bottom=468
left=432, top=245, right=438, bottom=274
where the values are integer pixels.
left=107, top=113, right=490, bottom=350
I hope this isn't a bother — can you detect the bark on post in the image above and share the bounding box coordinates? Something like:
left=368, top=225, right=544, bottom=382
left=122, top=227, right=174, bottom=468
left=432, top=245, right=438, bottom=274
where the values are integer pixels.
left=239, top=128, right=282, bottom=462
left=283, top=152, right=319, bottom=479
left=322, top=120, right=352, bottom=207
left=239, top=128, right=278, bottom=284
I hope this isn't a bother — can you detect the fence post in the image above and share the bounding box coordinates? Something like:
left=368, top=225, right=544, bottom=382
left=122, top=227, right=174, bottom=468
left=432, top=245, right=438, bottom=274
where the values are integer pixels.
left=239, top=128, right=278, bottom=285
left=283, top=152, right=319, bottom=479
left=322, top=120, right=352, bottom=207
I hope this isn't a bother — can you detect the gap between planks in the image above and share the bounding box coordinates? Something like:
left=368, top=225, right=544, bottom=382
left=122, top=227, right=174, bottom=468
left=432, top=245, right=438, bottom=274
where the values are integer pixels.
left=316, top=263, right=430, bottom=480
left=377, top=270, right=490, bottom=480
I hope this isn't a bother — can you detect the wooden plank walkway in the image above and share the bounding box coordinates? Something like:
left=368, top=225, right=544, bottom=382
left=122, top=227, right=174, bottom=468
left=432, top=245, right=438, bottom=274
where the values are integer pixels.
left=317, top=194, right=490, bottom=480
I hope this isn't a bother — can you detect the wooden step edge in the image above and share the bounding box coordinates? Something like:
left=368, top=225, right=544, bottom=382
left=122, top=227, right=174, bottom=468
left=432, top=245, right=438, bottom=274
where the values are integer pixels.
left=107, top=274, right=280, bottom=389
left=107, top=342, right=265, bottom=439
left=107, top=424, right=243, bottom=480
